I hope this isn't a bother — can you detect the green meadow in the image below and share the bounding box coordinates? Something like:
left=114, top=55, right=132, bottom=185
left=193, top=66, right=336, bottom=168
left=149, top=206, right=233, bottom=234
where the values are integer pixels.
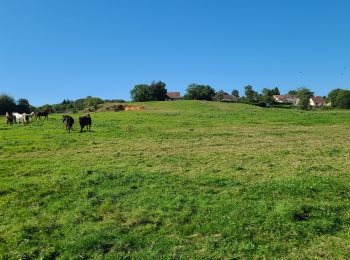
left=1, top=101, right=350, bottom=259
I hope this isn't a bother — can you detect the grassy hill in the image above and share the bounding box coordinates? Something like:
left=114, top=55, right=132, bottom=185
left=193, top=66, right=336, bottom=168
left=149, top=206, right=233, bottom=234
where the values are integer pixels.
left=1, top=101, right=350, bottom=258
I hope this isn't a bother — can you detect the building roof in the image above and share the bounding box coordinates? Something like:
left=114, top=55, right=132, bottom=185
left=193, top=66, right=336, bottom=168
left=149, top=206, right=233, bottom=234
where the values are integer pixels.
left=222, top=94, right=237, bottom=100
left=166, top=92, right=181, bottom=99
left=273, top=94, right=297, bottom=102
left=310, top=96, right=326, bottom=104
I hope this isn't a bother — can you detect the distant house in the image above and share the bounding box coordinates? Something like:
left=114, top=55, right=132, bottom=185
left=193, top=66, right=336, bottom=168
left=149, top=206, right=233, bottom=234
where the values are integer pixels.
left=309, top=96, right=326, bottom=108
left=294, top=96, right=327, bottom=108
left=166, top=92, right=181, bottom=101
left=222, top=93, right=238, bottom=102
left=273, top=94, right=297, bottom=104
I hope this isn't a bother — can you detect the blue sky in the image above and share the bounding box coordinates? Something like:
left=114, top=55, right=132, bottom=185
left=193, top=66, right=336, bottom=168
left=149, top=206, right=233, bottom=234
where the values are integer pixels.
left=0, top=0, right=349, bottom=106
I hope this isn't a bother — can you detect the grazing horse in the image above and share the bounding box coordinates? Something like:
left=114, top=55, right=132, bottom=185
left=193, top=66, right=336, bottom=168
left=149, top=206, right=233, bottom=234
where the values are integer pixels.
left=36, top=109, right=53, bottom=120
left=29, top=112, right=36, bottom=120
left=62, top=115, right=74, bottom=133
left=79, top=114, right=92, bottom=133
left=12, top=112, right=29, bottom=124
left=5, top=112, right=14, bottom=125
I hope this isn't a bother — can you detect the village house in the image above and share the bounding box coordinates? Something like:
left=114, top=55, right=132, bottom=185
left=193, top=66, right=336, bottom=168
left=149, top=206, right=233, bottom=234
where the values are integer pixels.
left=294, top=96, right=327, bottom=108
left=166, top=92, right=182, bottom=101
left=309, top=96, right=326, bottom=108
left=221, top=93, right=238, bottom=102
left=272, top=94, right=297, bottom=104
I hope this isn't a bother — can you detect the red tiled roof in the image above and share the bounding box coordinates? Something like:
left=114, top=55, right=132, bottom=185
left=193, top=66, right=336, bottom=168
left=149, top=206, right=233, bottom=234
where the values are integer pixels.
left=311, top=96, right=326, bottom=104
left=222, top=94, right=237, bottom=100
left=166, top=92, right=181, bottom=99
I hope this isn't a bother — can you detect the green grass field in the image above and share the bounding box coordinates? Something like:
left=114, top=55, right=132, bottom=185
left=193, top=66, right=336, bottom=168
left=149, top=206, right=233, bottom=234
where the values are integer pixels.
left=1, top=101, right=350, bottom=259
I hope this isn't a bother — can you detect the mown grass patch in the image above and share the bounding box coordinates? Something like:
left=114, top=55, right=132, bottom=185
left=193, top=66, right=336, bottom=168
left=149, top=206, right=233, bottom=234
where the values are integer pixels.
left=1, top=101, right=350, bottom=258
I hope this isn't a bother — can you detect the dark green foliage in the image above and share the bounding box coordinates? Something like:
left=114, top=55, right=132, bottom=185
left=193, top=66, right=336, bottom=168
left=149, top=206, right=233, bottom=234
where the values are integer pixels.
left=231, top=89, right=239, bottom=97
left=261, top=87, right=279, bottom=103
left=16, top=98, right=31, bottom=113
left=149, top=81, right=167, bottom=101
left=327, top=89, right=350, bottom=108
left=327, top=89, right=342, bottom=107
left=184, top=84, right=215, bottom=101
left=296, top=87, right=313, bottom=110
left=288, top=90, right=298, bottom=95
left=0, top=95, right=34, bottom=114
left=130, top=81, right=167, bottom=102
left=130, top=84, right=152, bottom=102
left=37, top=96, right=106, bottom=113
left=335, top=90, right=350, bottom=108
left=0, top=94, right=16, bottom=114
left=244, top=85, right=260, bottom=103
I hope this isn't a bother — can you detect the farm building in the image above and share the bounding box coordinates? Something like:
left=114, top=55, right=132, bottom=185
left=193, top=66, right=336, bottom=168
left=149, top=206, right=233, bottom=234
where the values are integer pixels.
left=166, top=92, right=182, bottom=101
left=273, top=94, right=297, bottom=104
left=222, top=93, right=238, bottom=102
left=309, top=96, right=326, bottom=108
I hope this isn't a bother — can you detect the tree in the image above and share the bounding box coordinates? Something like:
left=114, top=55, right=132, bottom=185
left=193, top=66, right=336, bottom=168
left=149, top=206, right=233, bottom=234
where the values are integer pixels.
left=335, top=90, right=350, bottom=109
left=213, top=90, right=225, bottom=101
left=0, top=94, right=16, bottom=115
left=130, top=84, right=152, bottom=102
left=272, top=87, right=280, bottom=95
left=231, top=89, right=239, bottom=97
left=84, top=96, right=104, bottom=108
left=327, top=88, right=342, bottom=108
left=184, top=84, right=215, bottom=101
left=288, top=90, right=298, bottom=95
left=261, top=88, right=274, bottom=103
left=149, top=81, right=167, bottom=101
left=16, top=98, right=31, bottom=113
left=296, top=87, right=313, bottom=110
left=244, top=85, right=260, bottom=103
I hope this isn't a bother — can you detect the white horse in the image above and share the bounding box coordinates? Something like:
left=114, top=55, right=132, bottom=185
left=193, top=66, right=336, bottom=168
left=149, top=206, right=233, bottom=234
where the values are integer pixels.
left=12, top=112, right=29, bottom=124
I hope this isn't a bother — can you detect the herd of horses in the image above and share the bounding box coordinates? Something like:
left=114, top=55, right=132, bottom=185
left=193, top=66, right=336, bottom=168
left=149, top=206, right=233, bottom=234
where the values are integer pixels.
left=5, top=109, right=92, bottom=133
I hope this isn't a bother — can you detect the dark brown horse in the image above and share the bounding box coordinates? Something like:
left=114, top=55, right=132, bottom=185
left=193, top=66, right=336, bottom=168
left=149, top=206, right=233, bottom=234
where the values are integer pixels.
left=62, top=115, right=74, bottom=133
left=5, top=112, right=14, bottom=125
left=35, top=109, right=53, bottom=120
left=79, top=114, right=92, bottom=133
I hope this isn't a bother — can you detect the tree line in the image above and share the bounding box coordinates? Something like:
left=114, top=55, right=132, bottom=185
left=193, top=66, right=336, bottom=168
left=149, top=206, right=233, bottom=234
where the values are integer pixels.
left=130, top=81, right=350, bottom=109
left=0, top=94, right=125, bottom=115
left=1, top=84, right=349, bottom=115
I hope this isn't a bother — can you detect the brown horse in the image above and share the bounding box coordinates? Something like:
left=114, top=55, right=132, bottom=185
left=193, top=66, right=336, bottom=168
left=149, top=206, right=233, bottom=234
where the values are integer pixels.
left=5, top=112, right=14, bottom=125
left=35, top=109, right=53, bottom=120
left=62, top=115, right=74, bottom=133
left=79, top=114, right=92, bottom=133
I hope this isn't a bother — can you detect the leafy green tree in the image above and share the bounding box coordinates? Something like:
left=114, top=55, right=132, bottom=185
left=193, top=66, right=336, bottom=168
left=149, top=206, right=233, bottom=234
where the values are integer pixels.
left=0, top=94, right=16, bottom=115
left=244, top=85, right=260, bottom=103
left=84, top=96, right=104, bottom=108
left=327, top=88, right=342, bottom=107
left=272, top=87, right=280, bottom=95
left=231, top=89, right=239, bottom=97
left=296, top=87, right=313, bottom=110
left=288, top=90, right=298, bottom=95
left=261, top=87, right=280, bottom=103
left=149, top=81, right=167, bottom=101
left=16, top=98, right=31, bottom=113
left=130, top=84, right=152, bottom=102
left=261, top=88, right=273, bottom=103
left=184, top=84, right=215, bottom=101
left=335, top=90, right=350, bottom=109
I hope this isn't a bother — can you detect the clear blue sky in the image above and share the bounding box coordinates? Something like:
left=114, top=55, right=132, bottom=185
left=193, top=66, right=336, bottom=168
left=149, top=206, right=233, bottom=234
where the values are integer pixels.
left=0, top=0, right=349, bottom=106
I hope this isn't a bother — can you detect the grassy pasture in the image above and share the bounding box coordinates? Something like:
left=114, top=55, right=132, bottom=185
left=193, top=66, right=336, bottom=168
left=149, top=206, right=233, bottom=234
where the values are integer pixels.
left=1, top=101, right=350, bottom=259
